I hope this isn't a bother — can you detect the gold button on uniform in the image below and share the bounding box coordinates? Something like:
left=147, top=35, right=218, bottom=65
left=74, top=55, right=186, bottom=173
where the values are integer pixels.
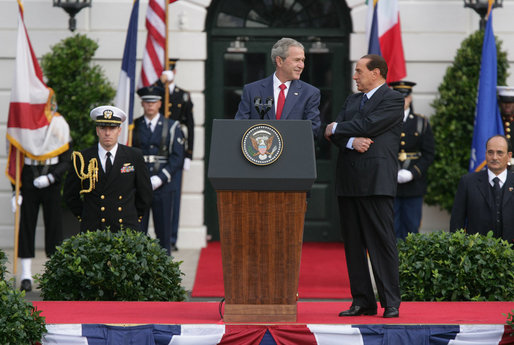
left=118, top=207, right=122, bottom=212
left=119, top=196, right=123, bottom=200
left=401, top=133, right=405, bottom=137
left=101, top=207, right=105, bottom=211
left=101, top=218, right=106, bottom=223
left=119, top=219, right=123, bottom=223
left=400, top=141, right=405, bottom=146
left=101, top=195, right=105, bottom=199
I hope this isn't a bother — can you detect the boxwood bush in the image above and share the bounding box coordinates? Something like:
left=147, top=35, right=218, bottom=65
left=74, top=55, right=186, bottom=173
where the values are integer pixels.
left=36, top=229, right=187, bottom=301
left=398, top=230, right=514, bottom=301
left=0, top=250, right=46, bottom=345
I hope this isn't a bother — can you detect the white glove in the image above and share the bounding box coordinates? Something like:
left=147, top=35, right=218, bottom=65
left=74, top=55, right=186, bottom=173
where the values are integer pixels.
left=161, top=70, right=174, bottom=82
left=397, top=169, right=414, bottom=184
left=11, top=193, right=22, bottom=213
left=151, top=175, right=163, bottom=190
left=33, top=174, right=53, bottom=189
left=183, top=158, right=191, bottom=171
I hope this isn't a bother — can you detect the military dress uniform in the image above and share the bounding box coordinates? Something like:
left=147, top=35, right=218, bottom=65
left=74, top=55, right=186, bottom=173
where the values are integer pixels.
left=18, top=149, right=71, bottom=259
left=390, top=81, right=435, bottom=240
left=133, top=86, right=185, bottom=254
left=497, top=86, right=514, bottom=167
left=64, top=106, right=153, bottom=233
left=155, top=68, right=193, bottom=250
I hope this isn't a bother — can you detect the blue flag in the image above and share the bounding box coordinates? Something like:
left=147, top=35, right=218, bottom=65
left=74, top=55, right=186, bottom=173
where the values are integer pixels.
left=115, top=0, right=139, bottom=145
left=469, top=9, right=505, bottom=172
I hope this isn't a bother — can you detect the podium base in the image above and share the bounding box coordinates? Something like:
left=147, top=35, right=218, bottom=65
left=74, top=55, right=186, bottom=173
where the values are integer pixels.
left=224, top=303, right=297, bottom=323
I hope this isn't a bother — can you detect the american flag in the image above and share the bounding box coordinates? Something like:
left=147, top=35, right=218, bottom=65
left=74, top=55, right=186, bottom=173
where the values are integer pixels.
left=138, top=0, right=178, bottom=89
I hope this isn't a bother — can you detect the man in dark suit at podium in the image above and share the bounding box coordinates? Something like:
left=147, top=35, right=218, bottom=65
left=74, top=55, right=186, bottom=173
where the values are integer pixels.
left=325, top=54, right=404, bottom=318
left=235, top=37, right=321, bottom=139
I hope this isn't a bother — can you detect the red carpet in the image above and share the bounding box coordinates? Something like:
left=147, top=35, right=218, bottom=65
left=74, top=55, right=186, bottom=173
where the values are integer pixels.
left=191, top=242, right=351, bottom=299
left=33, top=301, right=513, bottom=325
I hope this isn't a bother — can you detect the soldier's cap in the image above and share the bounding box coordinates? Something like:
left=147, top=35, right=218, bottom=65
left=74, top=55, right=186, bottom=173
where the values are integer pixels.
left=389, top=80, right=416, bottom=96
left=168, top=58, right=179, bottom=71
left=90, top=105, right=126, bottom=127
left=137, top=85, right=164, bottom=102
left=497, top=86, right=514, bottom=103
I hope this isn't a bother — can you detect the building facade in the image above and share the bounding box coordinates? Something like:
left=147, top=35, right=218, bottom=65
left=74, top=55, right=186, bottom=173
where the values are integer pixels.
left=1, top=0, right=514, bottom=249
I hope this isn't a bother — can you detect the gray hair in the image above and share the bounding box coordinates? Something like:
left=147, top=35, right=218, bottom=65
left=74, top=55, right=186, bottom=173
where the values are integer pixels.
left=271, top=38, right=304, bottom=68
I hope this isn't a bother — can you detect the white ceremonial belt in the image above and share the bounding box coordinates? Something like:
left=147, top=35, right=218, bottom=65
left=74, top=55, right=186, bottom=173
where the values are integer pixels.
left=24, top=157, right=59, bottom=165
left=143, top=155, right=167, bottom=163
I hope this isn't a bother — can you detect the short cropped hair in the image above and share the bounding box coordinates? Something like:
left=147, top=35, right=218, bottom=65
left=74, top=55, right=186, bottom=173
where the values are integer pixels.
left=486, top=134, right=512, bottom=152
left=361, top=54, right=388, bottom=80
left=271, top=38, right=304, bottom=68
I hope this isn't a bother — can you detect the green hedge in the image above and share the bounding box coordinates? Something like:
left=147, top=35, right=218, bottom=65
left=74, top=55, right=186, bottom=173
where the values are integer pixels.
left=398, top=230, right=514, bottom=301
left=0, top=250, right=46, bottom=345
left=36, top=229, right=187, bottom=301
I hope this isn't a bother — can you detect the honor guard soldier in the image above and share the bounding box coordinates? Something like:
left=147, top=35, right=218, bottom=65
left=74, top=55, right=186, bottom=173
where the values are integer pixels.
left=64, top=106, right=153, bottom=234
left=497, top=86, right=514, bottom=167
left=133, top=86, right=185, bottom=255
left=389, top=81, right=435, bottom=240
left=12, top=112, right=71, bottom=292
left=155, top=58, right=194, bottom=251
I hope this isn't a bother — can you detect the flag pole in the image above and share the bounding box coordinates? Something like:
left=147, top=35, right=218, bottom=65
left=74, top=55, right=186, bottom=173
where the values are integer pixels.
left=13, top=149, right=22, bottom=276
left=163, top=0, right=171, bottom=118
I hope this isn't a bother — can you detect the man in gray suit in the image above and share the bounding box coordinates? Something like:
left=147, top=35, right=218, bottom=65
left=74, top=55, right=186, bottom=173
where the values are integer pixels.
left=325, top=54, right=404, bottom=318
left=235, top=37, right=321, bottom=139
left=450, top=135, right=513, bottom=243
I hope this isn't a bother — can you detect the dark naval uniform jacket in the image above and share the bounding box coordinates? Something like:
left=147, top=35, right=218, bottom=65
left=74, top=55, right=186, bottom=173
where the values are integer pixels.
left=397, top=111, right=435, bottom=197
left=156, top=81, right=194, bottom=160
left=132, top=114, right=185, bottom=191
left=64, top=144, right=153, bottom=232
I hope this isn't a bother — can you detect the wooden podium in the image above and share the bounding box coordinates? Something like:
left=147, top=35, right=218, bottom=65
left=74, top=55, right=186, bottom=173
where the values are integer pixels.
left=208, top=120, right=316, bottom=322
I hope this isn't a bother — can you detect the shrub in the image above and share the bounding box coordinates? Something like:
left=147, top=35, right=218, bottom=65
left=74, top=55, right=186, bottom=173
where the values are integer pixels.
left=0, top=250, right=7, bottom=281
left=41, top=34, right=116, bottom=151
left=0, top=251, right=46, bottom=345
left=425, top=30, right=508, bottom=212
left=36, top=229, right=187, bottom=301
left=398, top=230, right=514, bottom=301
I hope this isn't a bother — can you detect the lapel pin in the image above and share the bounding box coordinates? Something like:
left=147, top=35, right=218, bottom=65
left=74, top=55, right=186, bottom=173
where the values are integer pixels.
left=509, top=187, right=513, bottom=192
left=294, top=92, right=299, bottom=96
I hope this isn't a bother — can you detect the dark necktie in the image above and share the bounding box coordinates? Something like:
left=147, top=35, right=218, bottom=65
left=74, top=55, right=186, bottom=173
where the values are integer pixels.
left=105, top=152, right=113, bottom=175
left=360, top=94, right=368, bottom=110
left=493, top=177, right=501, bottom=205
left=276, top=84, right=286, bottom=119
left=147, top=121, right=153, bottom=132
left=492, top=177, right=502, bottom=234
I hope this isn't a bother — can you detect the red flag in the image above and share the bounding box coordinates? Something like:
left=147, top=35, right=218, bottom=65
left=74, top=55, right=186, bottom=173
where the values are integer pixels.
left=6, top=0, right=70, bottom=185
left=366, top=0, right=406, bottom=83
left=138, top=0, right=178, bottom=89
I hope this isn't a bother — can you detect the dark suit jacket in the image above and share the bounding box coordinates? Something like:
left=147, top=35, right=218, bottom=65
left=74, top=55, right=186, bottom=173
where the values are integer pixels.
left=64, top=144, right=153, bottom=232
left=450, top=170, right=514, bottom=242
left=234, top=74, right=321, bottom=138
left=331, top=84, right=404, bottom=197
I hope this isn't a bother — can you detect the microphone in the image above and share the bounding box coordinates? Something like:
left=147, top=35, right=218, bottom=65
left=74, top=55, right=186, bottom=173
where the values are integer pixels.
left=254, top=97, right=261, bottom=111
left=265, top=97, right=274, bottom=112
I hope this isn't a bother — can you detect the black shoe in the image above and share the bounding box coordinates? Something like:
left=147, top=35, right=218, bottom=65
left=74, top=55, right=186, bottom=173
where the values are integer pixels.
left=339, top=305, right=377, bottom=317
left=20, top=279, right=32, bottom=292
left=171, top=244, right=178, bottom=252
left=383, top=307, right=399, bottom=318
